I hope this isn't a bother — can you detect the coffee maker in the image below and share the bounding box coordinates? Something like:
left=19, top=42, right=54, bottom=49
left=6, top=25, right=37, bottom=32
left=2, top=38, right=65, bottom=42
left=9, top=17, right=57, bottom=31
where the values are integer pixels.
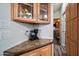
left=29, top=29, right=39, bottom=40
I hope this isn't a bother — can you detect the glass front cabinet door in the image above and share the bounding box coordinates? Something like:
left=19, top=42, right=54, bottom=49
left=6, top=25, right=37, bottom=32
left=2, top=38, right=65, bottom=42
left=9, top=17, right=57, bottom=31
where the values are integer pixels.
left=11, top=3, right=51, bottom=24
left=11, top=3, right=38, bottom=23
left=37, top=3, right=51, bottom=23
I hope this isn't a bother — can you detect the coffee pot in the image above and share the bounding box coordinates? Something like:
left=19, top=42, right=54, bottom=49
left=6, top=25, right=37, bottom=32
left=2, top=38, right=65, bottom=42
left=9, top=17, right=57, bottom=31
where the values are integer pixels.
left=29, top=29, right=39, bottom=40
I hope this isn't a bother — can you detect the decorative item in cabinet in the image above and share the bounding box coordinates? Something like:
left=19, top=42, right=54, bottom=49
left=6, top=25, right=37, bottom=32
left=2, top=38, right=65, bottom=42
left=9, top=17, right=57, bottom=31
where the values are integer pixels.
left=11, top=3, right=37, bottom=23
left=37, top=3, right=51, bottom=23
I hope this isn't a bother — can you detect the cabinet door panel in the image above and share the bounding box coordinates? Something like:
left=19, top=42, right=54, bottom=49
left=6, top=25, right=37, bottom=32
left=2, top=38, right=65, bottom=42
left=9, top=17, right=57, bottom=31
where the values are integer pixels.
left=70, top=3, right=77, bottom=19
left=70, top=19, right=77, bottom=43
left=40, top=3, right=48, bottom=21
left=69, top=42, right=77, bottom=56
left=40, top=45, right=52, bottom=56
left=12, top=3, right=38, bottom=23
left=69, top=18, right=77, bottom=56
left=37, top=3, right=51, bottom=23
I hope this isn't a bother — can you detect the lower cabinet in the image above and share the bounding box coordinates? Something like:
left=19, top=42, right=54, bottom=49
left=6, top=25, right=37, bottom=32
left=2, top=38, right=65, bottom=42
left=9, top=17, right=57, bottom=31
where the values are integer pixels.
left=20, top=44, right=52, bottom=56
left=40, top=44, right=52, bottom=56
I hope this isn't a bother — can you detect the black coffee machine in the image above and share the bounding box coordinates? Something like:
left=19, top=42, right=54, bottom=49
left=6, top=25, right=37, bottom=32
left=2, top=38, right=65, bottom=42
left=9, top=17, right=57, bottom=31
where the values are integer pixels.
left=29, top=29, right=39, bottom=40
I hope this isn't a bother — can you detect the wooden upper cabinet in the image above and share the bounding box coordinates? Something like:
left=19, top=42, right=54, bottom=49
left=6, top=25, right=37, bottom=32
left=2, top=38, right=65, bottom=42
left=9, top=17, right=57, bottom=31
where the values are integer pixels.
left=37, top=3, right=51, bottom=23
left=11, top=3, right=51, bottom=24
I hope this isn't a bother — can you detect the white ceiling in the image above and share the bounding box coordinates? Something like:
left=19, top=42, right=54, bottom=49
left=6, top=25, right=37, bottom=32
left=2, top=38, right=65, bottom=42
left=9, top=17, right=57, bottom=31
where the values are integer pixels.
left=53, top=3, right=62, bottom=12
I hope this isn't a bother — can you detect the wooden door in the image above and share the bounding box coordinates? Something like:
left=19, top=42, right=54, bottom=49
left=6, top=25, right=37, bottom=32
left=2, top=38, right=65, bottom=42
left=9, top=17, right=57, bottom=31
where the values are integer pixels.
left=69, top=4, right=78, bottom=56
left=65, top=3, right=78, bottom=56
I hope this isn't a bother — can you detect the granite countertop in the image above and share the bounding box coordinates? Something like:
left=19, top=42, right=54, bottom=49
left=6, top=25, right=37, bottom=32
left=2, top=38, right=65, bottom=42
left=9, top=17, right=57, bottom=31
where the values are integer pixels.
left=4, top=39, right=53, bottom=56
